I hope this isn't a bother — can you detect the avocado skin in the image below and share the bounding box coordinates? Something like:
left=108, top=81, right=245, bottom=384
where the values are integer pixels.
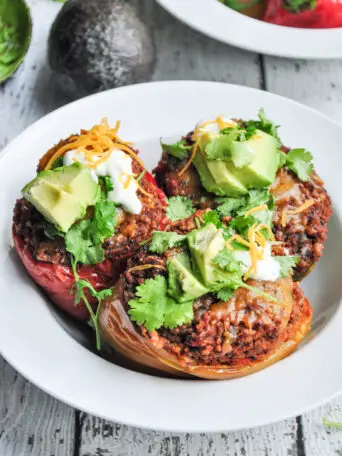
left=48, top=0, right=156, bottom=99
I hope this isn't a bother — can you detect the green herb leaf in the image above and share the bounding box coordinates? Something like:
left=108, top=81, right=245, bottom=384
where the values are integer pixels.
left=149, top=231, right=187, bottom=254
left=166, top=196, right=195, bottom=222
left=322, top=418, right=342, bottom=429
left=278, top=151, right=288, bottom=169
left=216, top=287, right=235, bottom=301
left=202, top=210, right=222, bottom=228
left=274, top=255, right=300, bottom=277
left=204, top=134, right=236, bottom=161
left=51, top=156, right=64, bottom=170
left=65, top=200, right=116, bottom=265
left=128, top=275, right=193, bottom=331
left=42, top=220, right=65, bottom=240
left=244, top=109, right=281, bottom=145
left=99, top=176, right=114, bottom=197
left=161, top=140, right=192, bottom=160
left=216, top=196, right=247, bottom=217
left=284, top=148, right=314, bottom=181
left=212, top=247, right=243, bottom=274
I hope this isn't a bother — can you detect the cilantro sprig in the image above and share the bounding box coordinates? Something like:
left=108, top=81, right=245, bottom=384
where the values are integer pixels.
left=280, top=148, right=314, bottom=182
left=161, top=140, right=192, bottom=160
left=128, top=276, right=193, bottom=331
left=166, top=196, right=195, bottom=222
left=274, top=256, right=300, bottom=277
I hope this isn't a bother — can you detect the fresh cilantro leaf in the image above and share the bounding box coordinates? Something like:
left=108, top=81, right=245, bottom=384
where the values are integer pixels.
left=163, top=298, right=194, bottom=329
left=245, top=189, right=271, bottom=209
left=66, top=220, right=105, bottom=264
left=161, top=140, right=191, bottom=160
left=216, top=287, right=234, bottom=301
left=285, top=148, right=314, bottom=181
left=70, top=258, right=113, bottom=351
left=212, top=247, right=243, bottom=274
left=42, top=221, right=64, bottom=240
left=204, top=134, right=236, bottom=161
left=51, top=156, right=64, bottom=169
left=274, top=255, right=300, bottom=277
left=278, top=151, right=288, bottom=169
left=149, top=231, right=187, bottom=253
left=244, top=109, right=281, bottom=145
left=230, top=141, right=255, bottom=168
left=65, top=200, right=116, bottom=265
left=216, top=196, right=246, bottom=217
left=128, top=275, right=194, bottom=331
left=229, top=214, right=256, bottom=237
left=202, top=210, right=222, bottom=228
left=322, top=418, right=342, bottom=429
left=166, top=196, right=195, bottom=221
left=91, top=200, right=117, bottom=244
left=99, top=176, right=114, bottom=197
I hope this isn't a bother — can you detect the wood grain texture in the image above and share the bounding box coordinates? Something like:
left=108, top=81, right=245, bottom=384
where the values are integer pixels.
left=77, top=413, right=299, bottom=456
left=1, top=0, right=342, bottom=455
left=0, top=357, right=75, bottom=456
left=263, top=57, right=342, bottom=123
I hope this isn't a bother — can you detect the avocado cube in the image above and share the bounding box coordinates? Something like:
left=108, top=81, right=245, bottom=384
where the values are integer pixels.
left=193, top=148, right=248, bottom=197
left=24, top=180, right=87, bottom=232
left=168, top=252, right=208, bottom=303
left=226, top=130, right=279, bottom=188
left=36, top=163, right=99, bottom=206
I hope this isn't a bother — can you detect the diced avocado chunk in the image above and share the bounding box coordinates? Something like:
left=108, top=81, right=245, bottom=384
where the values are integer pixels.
left=193, top=148, right=248, bottom=197
left=188, top=224, right=229, bottom=287
left=22, top=163, right=99, bottom=232
left=31, top=162, right=99, bottom=206
left=168, top=252, right=208, bottom=303
left=226, top=130, right=279, bottom=188
left=24, top=180, right=86, bottom=232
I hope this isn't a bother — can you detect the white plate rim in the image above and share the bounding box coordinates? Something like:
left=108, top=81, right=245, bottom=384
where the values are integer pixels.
left=1, top=80, right=342, bottom=433
left=156, top=0, right=342, bottom=59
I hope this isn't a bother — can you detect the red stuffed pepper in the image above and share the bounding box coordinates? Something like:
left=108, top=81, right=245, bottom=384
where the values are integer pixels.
left=13, top=120, right=168, bottom=333
left=263, top=0, right=342, bottom=28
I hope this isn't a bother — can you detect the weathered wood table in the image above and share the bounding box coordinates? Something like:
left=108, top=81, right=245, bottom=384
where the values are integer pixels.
left=1, top=1, right=342, bottom=454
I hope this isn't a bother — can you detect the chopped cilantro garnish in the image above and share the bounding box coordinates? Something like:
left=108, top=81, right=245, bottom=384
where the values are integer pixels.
left=161, top=140, right=192, bottom=160
left=212, top=247, right=242, bottom=274
left=283, top=148, right=314, bottom=182
left=128, top=275, right=194, bottom=331
left=166, top=196, right=195, bottom=222
left=216, top=196, right=246, bottom=217
left=51, top=156, right=64, bottom=169
left=202, top=210, right=222, bottom=228
left=204, top=131, right=254, bottom=168
left=274, top=255, right=300, bottom=277
left=149, top=231, right=187, bottom=254
left=244, top=108, right=281, bottom=145
left=99, top=176, right=114, bottom=197
left=322, top=418, right=342, bottom=429
left=70, top=258, right=113, bottom=350
left=65, top=199, right=117, bottom=264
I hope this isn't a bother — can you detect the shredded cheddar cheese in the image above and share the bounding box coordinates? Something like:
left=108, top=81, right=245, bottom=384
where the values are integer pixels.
left=288, top=199, right=315, bottom=215
left=178, top=115, right=235, bottom=177
left=127, top=264, right=167, bottom=273
left=44, top=118, right=145, bottom=171
left=244, top=204, right=268, bottom=217
left=281, top=208, right=287, bottom=227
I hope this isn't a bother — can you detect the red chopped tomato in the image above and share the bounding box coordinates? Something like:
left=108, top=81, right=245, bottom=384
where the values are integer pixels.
left=264, top=0, right=342, bottom=28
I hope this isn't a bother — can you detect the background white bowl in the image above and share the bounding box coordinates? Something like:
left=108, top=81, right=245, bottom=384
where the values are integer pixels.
left=156, top=0, right=342, bottom=59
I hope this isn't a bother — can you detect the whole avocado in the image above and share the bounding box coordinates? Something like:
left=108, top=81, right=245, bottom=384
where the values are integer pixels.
left=48, top=0, right=155, bottom=99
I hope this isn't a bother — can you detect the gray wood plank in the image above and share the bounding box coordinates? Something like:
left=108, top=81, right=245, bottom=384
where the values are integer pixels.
left=263, top=57, right=342, bottom=123
left=78, top=413, right=299, bottom=456
left=0, top=356, right=75, bottom=456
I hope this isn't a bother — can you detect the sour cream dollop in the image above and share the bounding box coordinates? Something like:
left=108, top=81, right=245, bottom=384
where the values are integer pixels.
left=195, top=117, right=236, bottom=137
left=233, top=243, right=281, bottom=282
left=63, top=149, right=142, bottom=215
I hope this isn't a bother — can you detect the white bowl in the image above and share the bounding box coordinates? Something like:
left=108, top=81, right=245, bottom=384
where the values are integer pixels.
left=156, top=0, right=342, bottom=59
left=1, top=81, right=342, bottom=432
